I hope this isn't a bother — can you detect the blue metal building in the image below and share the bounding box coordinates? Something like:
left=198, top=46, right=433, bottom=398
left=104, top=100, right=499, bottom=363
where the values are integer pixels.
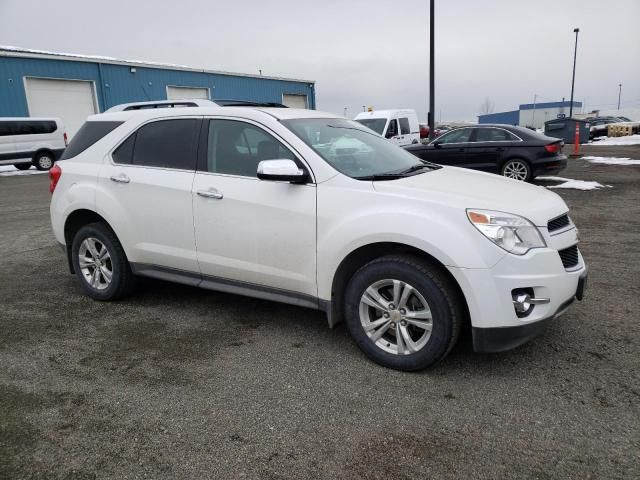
left=0, top=46, right=315, bottom=136
left=478, top=100, right=583, bottom=129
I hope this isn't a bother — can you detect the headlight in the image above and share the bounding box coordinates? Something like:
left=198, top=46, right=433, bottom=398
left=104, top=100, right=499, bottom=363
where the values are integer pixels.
left=466, top=209, right=546, bottom=255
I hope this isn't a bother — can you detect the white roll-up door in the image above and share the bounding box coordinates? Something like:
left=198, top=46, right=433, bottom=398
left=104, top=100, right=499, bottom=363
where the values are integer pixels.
left=282, top=94, right=308, bottom=109
left=25, top=77, right=98, bottom=138
left=166, top=86, right=210, bottom=100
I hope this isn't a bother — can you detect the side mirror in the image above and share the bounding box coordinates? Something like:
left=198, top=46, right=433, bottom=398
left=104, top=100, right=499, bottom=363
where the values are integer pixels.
left=385, top=130, right=395, bottom=139
left=257, top=159, right=308, bottom=184
left=432, top=140, right=442, bottom=148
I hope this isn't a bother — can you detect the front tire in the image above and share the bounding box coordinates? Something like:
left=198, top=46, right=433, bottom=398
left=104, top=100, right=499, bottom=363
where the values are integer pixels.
left=344, top=255, right=463, bottom=371
left=13, top=163, right=31, bottom=171
left=71, top=223, right=135, bottom=300
left=33, top=152, right=54, bottom=171
left=501, top=159, right=532, bottom=182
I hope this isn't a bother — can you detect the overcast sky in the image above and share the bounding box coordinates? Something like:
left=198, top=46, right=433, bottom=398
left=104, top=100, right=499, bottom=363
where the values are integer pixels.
left=1, top=0, right=639, bottom=121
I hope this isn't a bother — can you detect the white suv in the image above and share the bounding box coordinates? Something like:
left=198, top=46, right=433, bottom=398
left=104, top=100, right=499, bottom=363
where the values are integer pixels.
left=50, top=107, right=587, bottom=370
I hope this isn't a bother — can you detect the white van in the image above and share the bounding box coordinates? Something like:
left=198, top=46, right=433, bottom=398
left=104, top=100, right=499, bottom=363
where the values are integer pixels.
left=0, top=118, right=67, bottom=170
left=354, top=109, right=420, bottom=147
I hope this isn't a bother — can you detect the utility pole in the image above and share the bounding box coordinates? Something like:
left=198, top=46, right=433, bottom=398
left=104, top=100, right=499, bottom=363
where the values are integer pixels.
left=428, top=0, right=435, bottom=141
left=569, top=27, right=579, bottom=118
left=532, top=94, right=537, bottom=128
left=618, top=83, right=622, bottom=110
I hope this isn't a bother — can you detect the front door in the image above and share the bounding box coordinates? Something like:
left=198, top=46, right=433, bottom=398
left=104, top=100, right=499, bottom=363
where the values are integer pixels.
left=192, top=118, right=317, bottom=297
left=430, top=127, right=474, bottom=166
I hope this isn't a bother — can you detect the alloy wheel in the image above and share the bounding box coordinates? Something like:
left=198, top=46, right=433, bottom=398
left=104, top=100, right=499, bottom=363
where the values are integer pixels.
left=78, top=237, right=112, bottom=290
left=502, top=161, right=529, bottom=181
left=37, top=155, right=53, bottom=170
left=358, top=279, right=433, bottom=355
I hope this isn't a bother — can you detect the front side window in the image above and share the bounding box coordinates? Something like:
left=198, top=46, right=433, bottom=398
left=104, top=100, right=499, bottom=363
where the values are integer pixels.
left=399, top=117, right=410, bottom=135
left=435, top=128, right=473, bottom=144
left=283, top=118, right=438, bottom=180
left=206, top=119, right=295, bottom=177
left=112, top=119, right=198, bottom=169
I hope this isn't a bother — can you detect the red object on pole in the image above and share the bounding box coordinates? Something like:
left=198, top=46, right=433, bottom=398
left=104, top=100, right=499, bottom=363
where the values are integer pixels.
left=573, top=122, right=580, bottom=156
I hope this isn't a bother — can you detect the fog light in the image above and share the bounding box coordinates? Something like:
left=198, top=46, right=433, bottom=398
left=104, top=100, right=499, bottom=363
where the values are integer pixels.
left=511, top=288, right=550, bottom=318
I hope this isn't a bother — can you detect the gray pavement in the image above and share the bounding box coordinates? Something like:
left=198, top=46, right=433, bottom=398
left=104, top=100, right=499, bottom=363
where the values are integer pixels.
left=1, top=146, right=638, bottom=479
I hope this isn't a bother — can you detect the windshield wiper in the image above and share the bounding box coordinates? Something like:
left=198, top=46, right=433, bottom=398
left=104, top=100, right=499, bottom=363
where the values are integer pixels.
left=398, top=164, right=431, bottom=174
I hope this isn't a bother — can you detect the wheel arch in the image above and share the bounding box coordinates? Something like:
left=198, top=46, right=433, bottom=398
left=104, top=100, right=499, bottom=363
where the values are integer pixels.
left=63, top=209, right=120, bottom=274
left=326, top=242, right=470, bottom=330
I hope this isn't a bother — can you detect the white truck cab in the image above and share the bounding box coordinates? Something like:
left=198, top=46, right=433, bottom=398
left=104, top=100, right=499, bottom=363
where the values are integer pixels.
left=354, top=109, right=420, bottom=147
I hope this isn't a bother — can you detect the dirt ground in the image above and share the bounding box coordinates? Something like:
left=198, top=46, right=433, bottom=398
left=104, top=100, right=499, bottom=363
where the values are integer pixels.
left=1, top=144, right=638, bottom=479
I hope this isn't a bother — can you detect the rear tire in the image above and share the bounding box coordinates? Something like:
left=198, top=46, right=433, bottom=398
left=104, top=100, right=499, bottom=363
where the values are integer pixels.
left=344, top=254, right=463, bottom=371
left=13, top=163, right=31, bottom=171
left=501, top=158, right=532, bottom=182
left=71, top=223, right=135, bottom=301
left=33, top=152, right=54, bottom=171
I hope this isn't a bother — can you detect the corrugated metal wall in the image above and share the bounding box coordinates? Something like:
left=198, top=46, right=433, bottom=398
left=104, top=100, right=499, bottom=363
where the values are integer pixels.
left=0, top=55, right=315, bottom=116
left=477, top=110, right=519, bottom=125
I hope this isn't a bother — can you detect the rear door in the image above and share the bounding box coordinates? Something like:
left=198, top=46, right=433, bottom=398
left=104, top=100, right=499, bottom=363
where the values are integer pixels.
left=97, top=117, right=201, bottom=273
left=192, top=117, right=317, bottom=297
left=468, top=127, right=519, bottom=172
left=397, top=117, right=412, bottom=146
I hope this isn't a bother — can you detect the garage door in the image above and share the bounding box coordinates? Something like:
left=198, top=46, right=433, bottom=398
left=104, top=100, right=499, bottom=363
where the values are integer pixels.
left=166, top=86, right=210, bottom=100
left=25, top=78, right=97, bottom=138
left=283, top=94, right=308, bottom=109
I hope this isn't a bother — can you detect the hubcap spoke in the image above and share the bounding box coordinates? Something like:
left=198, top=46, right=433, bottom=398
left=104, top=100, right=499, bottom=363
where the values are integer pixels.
left=405, top=309, right=432, bottom=320
left=91, top=268, right=101, bottom=287
left=405, top=318, right=432, bottom=331
left=364, top=316, right=391, bottom=332
left=398, top=284, right=413, bottom=308
left=99, top=265, right=112, bottom=283
left=86, top=239, right=100, bottom=259
left=395, top=323, right=406, bottom=354
left=362, top=287, right=390, bottom=312
left=399, top=324, right=419, bottom=353
left=370, top=321, right=392, bottom=342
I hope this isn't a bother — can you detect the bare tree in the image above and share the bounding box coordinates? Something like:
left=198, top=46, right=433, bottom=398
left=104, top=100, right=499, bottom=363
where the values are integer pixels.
left=479, top=97, right=495, bottom=115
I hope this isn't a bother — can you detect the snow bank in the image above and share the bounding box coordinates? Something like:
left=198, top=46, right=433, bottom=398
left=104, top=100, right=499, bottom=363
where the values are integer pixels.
left=537, top=176, right=606, bottom=191
left=586, top=134, right=640, bottom=146
left=582, top=156, right=640, bottom=165
left=0, top=165, right=47, bottom=177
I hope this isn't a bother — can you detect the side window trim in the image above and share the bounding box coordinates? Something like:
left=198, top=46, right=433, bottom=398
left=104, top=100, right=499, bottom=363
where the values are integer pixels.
left=109, top=116, right=203, bottom=171
left=196, top=116, right=315, bottom=183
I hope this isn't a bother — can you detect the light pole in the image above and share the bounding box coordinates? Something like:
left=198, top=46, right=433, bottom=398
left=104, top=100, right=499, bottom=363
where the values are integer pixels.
left=569, top=27, right=579, bottom=118
left=618, top=83, right=622, bottom=110
left=428, top=0, right=435, bottom=140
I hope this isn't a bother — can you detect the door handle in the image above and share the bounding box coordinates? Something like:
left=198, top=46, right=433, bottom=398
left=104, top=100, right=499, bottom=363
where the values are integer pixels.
left=110, top=173, right=130, bottom=183
left=197, top=188, right=223, bottom=199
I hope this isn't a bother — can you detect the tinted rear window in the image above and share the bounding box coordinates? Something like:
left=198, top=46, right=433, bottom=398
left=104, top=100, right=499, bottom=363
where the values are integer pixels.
left=60, top=121, right=123, bottom=160
left=131, top=119, right=198, bottom=170
left=0, top=120, right=57, bottom=136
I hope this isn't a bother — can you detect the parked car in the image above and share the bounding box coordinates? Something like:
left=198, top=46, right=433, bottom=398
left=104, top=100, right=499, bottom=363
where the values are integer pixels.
left=404, top=124, right=567, bottom=182
left=0, top=117, right=67, bottom=170
left=354, top=109, right=420, bottom=147
left=586, top=116, right=621, bottom=139
left=50, top=107, right=587, bottom=371
left=419, top=123, right=442, bottom=140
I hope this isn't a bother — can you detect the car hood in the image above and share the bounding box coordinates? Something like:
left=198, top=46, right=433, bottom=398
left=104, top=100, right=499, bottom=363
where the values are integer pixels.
left=372, top=166, right=568, bottom=227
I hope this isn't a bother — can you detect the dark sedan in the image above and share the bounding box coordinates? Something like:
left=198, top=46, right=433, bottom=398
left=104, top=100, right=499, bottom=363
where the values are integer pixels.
left=404, top=124, right=566, bottom=182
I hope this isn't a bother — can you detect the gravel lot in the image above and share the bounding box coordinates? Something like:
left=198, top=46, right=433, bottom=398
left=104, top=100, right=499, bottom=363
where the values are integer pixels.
left=1, top=145, right=639, bottom=479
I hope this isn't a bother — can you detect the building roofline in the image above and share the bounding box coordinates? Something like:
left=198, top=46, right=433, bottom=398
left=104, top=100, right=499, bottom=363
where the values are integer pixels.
left=0, top=45, right=315, bottom=85
left=519, top=100, right=582, bottom=110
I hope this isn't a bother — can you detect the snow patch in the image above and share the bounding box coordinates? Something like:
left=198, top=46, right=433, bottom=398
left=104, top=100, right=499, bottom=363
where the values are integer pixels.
left=0, top=165, right=47, bottom=177
left=586, top=134, right=640, bottom=146
left=582, top=156, right=640, bottom=165
left=537, top=176, right=606, bottom=191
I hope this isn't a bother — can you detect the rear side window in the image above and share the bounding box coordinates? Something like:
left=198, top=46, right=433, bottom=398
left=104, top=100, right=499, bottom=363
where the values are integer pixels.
left=0, top=120, right=57, bottom=136
left=113, top=119, right=199, bottom=170
left=399, top=117, right=410, bottom=135
left=60, top=121, right=123, bottom=160
left=476, top=128, right=517, bottom=142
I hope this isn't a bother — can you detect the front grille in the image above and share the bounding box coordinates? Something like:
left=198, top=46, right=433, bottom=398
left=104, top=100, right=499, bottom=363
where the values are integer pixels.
left=548, top=214, right=570, bottom=232
left=558, top=245, right=579, bottom=269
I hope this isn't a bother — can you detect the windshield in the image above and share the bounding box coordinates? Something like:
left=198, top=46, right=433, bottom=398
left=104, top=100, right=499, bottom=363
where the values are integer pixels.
left=354, top=118, right=387, bottom=135
left=283, top=118, right=437, bottom=180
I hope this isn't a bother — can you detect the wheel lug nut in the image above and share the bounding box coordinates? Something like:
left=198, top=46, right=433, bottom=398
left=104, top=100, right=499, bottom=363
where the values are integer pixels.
left=383, top=312, right=390, bottom=318
left=400, top=320, right=407, bottom=326
left=399, top=308, right=406, bottom=315
left=389, top=304, right=395, bottom=310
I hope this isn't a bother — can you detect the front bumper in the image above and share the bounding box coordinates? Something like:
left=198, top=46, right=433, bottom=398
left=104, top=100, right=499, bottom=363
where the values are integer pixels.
left=447, top=223, right=587, bottom=352
left=472, top=268, right=587, bottom=353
